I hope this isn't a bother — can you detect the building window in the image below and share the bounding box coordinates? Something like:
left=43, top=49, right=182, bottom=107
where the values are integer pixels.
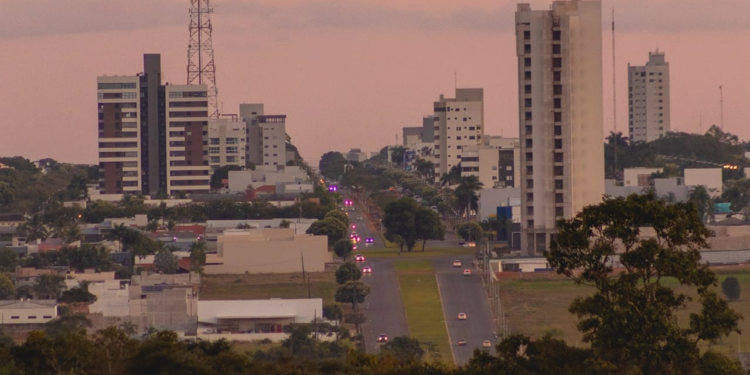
left=555, top=180, right=563, bottom=189
left=122, top=92, right=137, bottom=99
left=524, top=30, right=530, bottom=40
left=525, top=112, right=532, bottom=121
left=525, top=152, right=533, bottom=162
left=525, top=98, right=532, bottom=108
left=554, top=85, right=563, bottom=95
left=525, top=139, right=532, bottom=148
left=226, top=147, right=238, bottom=154
left=553, top=30, right=561, bottom=41
left=208, top=147, right=220, bottom=154
left=556, top=193, right=563, bottom=204
left=525, top=125, right=532, bottom=135
left=28, top=316, right=36, bottom=319
left=554, top=98, right=561, bottom=109
left=210, top=156, right=220, bottom=163
left=527, top=220, right=534, bottom=227
left=524, top=71, right=531, bottom=81
left=527, top=179, right=533, bottom=188
left=526, top=166, right=533, bottom=174
left=555, top=207, right=564, bottom=217
left=554, top=152, right=563, bottom=163
left=527, top=193, right=533, bottom=202
left=554, top=166, right=563, bottom=176
left=210, top=138, right=220, bottom=145
left=554, top=112, right=562, bottom=122
left=527, top=207, right=534, bottom=215
left=226, top=137, right=238, bottom=145
left=43, top=316, right=52, bottom=319
left=10, top=316, right=19, bottom=320
left=227, top=156, right=237, bottom=163
left=524, top=58, right=531, bottom=67
left=554, top=126, right=561, bottom=136
left=554, top=139, right=562, bottom=149
left=552, top=44, right=561, bottom=54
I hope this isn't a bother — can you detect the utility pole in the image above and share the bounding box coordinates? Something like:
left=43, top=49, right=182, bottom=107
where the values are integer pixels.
left=719, top=85, right=725, bottom=131
left=301, top=253, right=306, bottom=282
left=611, top=8, right=618, bottom=178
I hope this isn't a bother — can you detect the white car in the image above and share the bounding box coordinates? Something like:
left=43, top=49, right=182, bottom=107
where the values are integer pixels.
left=458, top=313, right=467, bottom=320
left=463, top=269, right=472, bottom=276
left=482, top=340, right=492, bottom=348
left=452, top=260, right=462, bottom=268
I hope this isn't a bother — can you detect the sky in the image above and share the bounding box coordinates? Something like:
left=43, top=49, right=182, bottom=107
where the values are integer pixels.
left=1, top=0, right=749, bottom=165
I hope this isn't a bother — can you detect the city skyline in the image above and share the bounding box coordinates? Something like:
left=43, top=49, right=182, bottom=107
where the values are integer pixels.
left=1, top=0, right=749, bottom=164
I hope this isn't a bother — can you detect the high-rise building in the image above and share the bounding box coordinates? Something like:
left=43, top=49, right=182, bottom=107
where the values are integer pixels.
left=239, top=104, right=289, bottom=167
left=516, top=1, right=604, bottom=254
left=628, top=51, right=671, bottom=142
left=433, top=88, right=485, bottom=177
left=207, top=119, right=247, bottom=173
left=97, top=54, right=210, bottom=196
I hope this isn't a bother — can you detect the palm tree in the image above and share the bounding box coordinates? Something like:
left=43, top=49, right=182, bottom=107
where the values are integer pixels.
left=67, top=174, right=90, bottom=201
left=454, top=176, right=484, bottom=219
left=420, top=146, right=433, bottom=157
left=21, top=215, right=49, bottom=243
left=62, top=224, right=83, bottom=245
left=606, top=131, right=629, bottom=147
left=142, top=326, right=158, bottom=340
left=33, top=274, right=65, bottom=300
left=189, top=240, right=207, bottom=274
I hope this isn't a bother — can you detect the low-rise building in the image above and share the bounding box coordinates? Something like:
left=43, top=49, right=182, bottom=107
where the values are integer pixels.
left=197, top=298, right=322, bottom=334
left=0, top=300, right=57, bottom=325
left=623, top=168, right=663, bottom=187
left=204, top=228, right=331, bottom=274
left=227, top=165, right=308, bottom=193
left=684, top=168, right=722, bottom=197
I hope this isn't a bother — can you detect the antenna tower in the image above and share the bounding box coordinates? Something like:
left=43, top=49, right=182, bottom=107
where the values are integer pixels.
left=187, top=0, right=219, bottom=119
left=611, top=8, right=618, bottom=177
left=719, top=85, right=724, bottom=131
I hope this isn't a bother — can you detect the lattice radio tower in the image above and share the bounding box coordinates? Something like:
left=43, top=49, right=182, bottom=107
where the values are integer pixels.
left=187, top=0, right=219, bottom=119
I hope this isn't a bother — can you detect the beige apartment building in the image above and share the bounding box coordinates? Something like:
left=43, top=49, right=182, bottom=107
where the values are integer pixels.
left=460, top=136, right=520, bottom=189
left=204, top=228, right=331, bottom=274
left=208, top=118, right=247, bottom=173
left=516, top=0, right=604, bottom=254
left=97, top=54, right=210, bottom=196
left=239, top=103, right=289, bottom=167
left=628, top=51, right=671, bottom=142
left=432, top=88, right=485, bottom=177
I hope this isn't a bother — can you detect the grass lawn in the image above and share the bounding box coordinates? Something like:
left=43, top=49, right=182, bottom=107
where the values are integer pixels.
left=395, top=261, right=453, bottom=364
left=365, top=246, right=475, bottom=259
left=497, top=267, right=750, bottom=357
left=201, top=272, right=339, bottom=304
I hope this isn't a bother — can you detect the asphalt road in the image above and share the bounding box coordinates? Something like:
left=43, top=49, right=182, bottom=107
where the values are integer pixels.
left=434, top=256, right=496, bottom=365
left=345, top=199, right=410, bottom=354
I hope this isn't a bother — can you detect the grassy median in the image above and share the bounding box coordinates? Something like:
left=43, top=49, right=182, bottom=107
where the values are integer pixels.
left=366, top=246, right=475, bottom=259
left=394, top=260, right=453, bottom=364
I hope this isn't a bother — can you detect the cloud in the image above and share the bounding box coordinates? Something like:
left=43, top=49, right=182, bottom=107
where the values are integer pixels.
left=1, top=0, right=749, bottom=38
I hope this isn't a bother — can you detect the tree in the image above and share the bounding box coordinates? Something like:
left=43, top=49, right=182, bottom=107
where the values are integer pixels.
left=0, top=274, right=15, bottom=299
left=65, top=244, right=112, bottom=271
left=547, top=194, right=741, bottom=374
left=456, top=221, right=483, bottom=243
left=306, top=217, right=347, bottom=246
left=61, top=224, right=83, bottom=245
left=722, top=277, right=741, bottom=301
left=279, top=219, right=291, bottom=228
left=21, top=214, right=49, bottom=243
left=59, top=282, right=97, bottom=304
left=335, top=281, right=370, bottom=312
left=43, top=314, right=92, bottom=338
left=335, top=262, right=362, bottom=284
left=66, top=174, right=90, bottom=201
left=689, top=185, right=713, bottom=222
left=210, top=165, right=242, bottom=190
left=383, top=198, right=419, bottom=253
left=189, top=240, right=207, bottom=274
left=0, top=181, right=13, bottom=207
left=33, top=274, right=65, bottom=300
left=454, top=175, right=483, bottom=218
left=318, top=151, right=348, bottom=181
left=322, top=303, right=344, bottom=323
left=414, top=208, right=444, bottom=251
left=325, top=209, right=350, bottom=227
left=154, top=248, right=178, bottom=274
left=0, top=247, right=18, bottom=272
left=380, top=336, right=425, bottom=363
left=333, top=239, right=354, bottom=261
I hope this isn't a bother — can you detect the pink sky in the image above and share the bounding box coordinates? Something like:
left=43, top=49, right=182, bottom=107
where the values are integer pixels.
left=1, top=0, right=749, bottom=164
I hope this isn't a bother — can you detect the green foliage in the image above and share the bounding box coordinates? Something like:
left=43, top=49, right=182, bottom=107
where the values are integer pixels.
left=0, top=248, right=18, bottom=272
left=59, top=282, right=97, bottom=304
left=63, top=244, right=112, bottom=271
left=210, top=165, right=242, bottom=189
left=43, top=314, right=92, bottom=338
left=306, top=217, right=348, bottom=246
left=333, top=239, right=354, bottom=260
left=335, top=281, right=370, bottom=312
left=454, top=175, right=483, bottom=217
left=0, top=274, right=15, bottom=300
left=721, top=276, right=741, bottom=301
left=190, top=240, right=207, bottom=274
left=414, top=208, right=444, bottom=251
left=33, top=274, right=65, bottom=300
left=20, top=214, right=49, bottom=243
left=318, top=151, right=348, bottom=181
left=0, top=181, right=13, bottom=207
left=380, top=336, right=425, bottom=363
left=383, top=198, right=419, bottom=252
left=335, top=262, right=362, bottom=284
left=154, top=248, right=179, bottom=274
left=325, top=209, right=350, bottom=227
left=547, top=194, right=741, bottom=374
left=322, top=303, right=344, bottom=322
left=456, top=221, right=483, bottom=243
left=279, top=219, right=292, bottom=228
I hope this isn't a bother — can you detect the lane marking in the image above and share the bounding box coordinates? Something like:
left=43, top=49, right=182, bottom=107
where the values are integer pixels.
left=434, top=272, right=457, bottom=365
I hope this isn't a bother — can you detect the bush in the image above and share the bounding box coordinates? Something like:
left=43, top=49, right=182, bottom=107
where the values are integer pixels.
left=722, top=276, right=741, bottom=301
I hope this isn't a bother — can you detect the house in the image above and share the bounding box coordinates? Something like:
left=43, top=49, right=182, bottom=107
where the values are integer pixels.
left=0, top=214, right=24, bottom=228
left=197, top=298, right=322, bottom=335
left=0, top=299, right=57, bottom=325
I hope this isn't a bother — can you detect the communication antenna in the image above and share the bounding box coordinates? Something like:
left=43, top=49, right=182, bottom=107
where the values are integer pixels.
left=187, top=0, right=220, bottom=119
left=699, top=112, right=703, bottom=134
left=611, top=8, right=618, bottom=177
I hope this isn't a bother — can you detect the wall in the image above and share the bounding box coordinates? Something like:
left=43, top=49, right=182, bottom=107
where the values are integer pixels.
left=623, top=168, right=663, bottom=186
left=89, top=281, right=131, bottom=317
left=205, top=229, right=331, bottom=274
left=478, top=188, right=521, bottom=222
left=684, top=168, right=722, bottom=197
left=0, top=300, right=57, bottom=325
left=197, top=299, right=323, bottom=325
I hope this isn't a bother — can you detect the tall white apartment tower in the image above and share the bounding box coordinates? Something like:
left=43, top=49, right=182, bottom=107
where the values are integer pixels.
left=628, top=51, right=671, bottom=142
left=432, top=88, right=485, bottom=177
left=516, top=1, right=604, bottom=254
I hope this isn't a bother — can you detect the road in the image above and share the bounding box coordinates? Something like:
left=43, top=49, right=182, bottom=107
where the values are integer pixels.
left=345, top=199, right=410, bottom=354
left=434, top=256, right=495, bottom=365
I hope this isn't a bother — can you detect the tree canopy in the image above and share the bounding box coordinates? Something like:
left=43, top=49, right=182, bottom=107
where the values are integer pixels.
left=306, top=217, right=348, bottom=246
left=318, top=151, right=348, bottom=181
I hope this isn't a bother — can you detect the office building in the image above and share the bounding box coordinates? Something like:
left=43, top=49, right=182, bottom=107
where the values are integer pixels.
left=239, top=104, right=288, bottom=167
left=433, top=88, right=485, bottom=177
left=516, top=1, right=604, bottom=254
left=207, top=119, right=247, bottom=173
left=97, top=54, right=210, bottom=196
left=460, top=136, right=520, bottom=189
left=628, top=51, right=671, bottom=142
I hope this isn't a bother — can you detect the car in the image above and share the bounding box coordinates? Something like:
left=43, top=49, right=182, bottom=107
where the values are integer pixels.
left=463, top=269, right=472, bottom=276
left=362, top=266, right=372, bottom=273
left=458, top=239, right=466, bottom=245
left=356, top=216, right=363, bottom=221
left=458, top=339, right=467, bottom=346
left=452, top=260, right=462, bottom=268
left=365, top=237, right=374, bottom=244
left=458, top=313, right=467, bottom=320
left=355, top=254, right=365, bottom=262
left=482, top=340, right=492, bottom=348
left=353, top=245, right=358, bottom=250
left=378, top=334, right=388, bottom=343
